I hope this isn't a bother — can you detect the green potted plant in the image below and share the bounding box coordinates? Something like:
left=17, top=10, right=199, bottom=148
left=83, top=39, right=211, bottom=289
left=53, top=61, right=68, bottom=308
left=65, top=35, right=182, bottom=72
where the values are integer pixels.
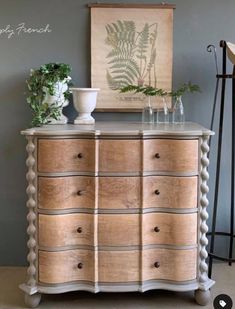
left=169, top=82, right=200, bottom=124
left=26, top=63, right=72, bottom=127
left=120, top=85, right=167, bottom=123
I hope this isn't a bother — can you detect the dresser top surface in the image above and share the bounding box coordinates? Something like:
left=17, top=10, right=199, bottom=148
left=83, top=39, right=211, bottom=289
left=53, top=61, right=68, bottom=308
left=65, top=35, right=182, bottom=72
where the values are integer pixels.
left=21, top=121, right=213, bottom=136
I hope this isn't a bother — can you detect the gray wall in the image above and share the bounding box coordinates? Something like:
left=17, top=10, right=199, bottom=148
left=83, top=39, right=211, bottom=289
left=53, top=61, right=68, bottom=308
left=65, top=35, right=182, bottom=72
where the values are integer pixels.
left=0, top=0, right=234, bottom=265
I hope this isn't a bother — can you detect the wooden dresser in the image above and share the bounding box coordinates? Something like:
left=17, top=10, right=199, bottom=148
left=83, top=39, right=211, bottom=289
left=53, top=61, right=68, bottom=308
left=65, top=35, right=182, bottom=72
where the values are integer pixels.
left=20, top=122, right=215, bottom=308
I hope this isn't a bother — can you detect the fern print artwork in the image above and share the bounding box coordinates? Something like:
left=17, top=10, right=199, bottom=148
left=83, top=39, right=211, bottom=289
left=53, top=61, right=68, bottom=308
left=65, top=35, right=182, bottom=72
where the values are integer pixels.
left=105, top=20, right=158, bottom=90
left=91, top=6, right=173, bottom=110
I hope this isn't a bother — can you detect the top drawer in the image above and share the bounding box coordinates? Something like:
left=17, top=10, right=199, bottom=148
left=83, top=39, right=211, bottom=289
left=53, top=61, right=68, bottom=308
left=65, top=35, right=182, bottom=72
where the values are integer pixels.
left=143, top=139, right=198, bottom=173
left=38, top=139, right=96, bottom=173
left=38, top=138, right=198, bottom=174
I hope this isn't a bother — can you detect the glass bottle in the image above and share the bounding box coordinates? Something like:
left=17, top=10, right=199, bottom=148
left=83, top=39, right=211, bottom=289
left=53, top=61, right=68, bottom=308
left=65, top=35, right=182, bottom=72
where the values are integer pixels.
left=156, top=97, right=169, bottom=123
left=173, top=96, right=185, bottom=124
left=142, top=96, right=154, bottom=124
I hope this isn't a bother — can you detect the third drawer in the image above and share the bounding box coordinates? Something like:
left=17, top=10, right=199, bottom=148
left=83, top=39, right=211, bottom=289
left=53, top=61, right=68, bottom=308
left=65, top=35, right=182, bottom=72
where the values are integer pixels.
left=38, top=213, right=197, bottom=248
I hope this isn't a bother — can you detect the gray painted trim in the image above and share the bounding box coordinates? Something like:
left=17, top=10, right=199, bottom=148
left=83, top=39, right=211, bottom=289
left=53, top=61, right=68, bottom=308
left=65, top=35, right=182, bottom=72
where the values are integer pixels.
left=38, top=207, right=198, bottom=215
left=35, top=135, right=201, bottom=140
left=197, top=135, right=215, bottom=291
left=38, top=244, right=198, bottom=252
left=198, top=279, right=215, bottom=291
left=141, top=171, right=198, bottom=176
left=19, top=284, right=38, bottom=296
left=20, top=279, right=200, bottom=295
left=21, top=122, right=214, bottom=136
left=25, top=136, right=37, bottom=288
left=34, top=138, right=40, bottom=285
left=37, top=171, right=199, bottom=177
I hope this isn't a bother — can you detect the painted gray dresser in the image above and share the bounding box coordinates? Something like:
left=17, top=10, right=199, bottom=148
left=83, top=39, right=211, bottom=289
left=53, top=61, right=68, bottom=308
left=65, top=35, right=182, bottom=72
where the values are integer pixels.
left=20, top=122, right=215, bottom=307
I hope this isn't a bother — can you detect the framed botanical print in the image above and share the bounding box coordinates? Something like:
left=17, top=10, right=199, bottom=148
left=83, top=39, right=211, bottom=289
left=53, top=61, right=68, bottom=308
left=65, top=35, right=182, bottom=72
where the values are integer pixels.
left=89, top=3, right=175, bottom=111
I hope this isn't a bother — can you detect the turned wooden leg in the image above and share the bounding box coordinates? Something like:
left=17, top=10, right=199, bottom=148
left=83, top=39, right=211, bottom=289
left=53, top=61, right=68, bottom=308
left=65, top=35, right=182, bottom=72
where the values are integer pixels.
left=194, top=289, right=211, bottom=306
left=24, top=293, right=41, bottom=308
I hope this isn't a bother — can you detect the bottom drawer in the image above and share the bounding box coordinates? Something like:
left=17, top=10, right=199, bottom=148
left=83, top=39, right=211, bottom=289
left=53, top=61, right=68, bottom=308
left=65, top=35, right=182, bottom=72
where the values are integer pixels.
left=39, top=250, right=94, bottom=284
left=39, top=248, right=197, bottom=284
left=143, top=248, right=197, bottom=282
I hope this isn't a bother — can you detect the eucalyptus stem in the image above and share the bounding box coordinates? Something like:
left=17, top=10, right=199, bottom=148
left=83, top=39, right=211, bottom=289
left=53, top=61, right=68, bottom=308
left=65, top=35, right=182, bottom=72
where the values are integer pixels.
left=119, top=81, right=200, bottom=99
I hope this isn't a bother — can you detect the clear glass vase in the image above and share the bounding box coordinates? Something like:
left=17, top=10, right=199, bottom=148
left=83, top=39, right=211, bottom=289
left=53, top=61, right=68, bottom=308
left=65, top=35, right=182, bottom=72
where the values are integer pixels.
left=142, top=96, right=154, bottom=124
left=156, top=97, right=169, bottom=123
left=173, top=96, right=185, bottom=124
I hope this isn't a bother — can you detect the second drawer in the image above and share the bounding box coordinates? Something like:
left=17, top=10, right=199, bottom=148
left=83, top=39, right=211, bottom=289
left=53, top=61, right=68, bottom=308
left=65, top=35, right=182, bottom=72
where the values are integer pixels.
left=39, top=213, right=197, bottom=248
left=38, top=175, right=197, bottom=210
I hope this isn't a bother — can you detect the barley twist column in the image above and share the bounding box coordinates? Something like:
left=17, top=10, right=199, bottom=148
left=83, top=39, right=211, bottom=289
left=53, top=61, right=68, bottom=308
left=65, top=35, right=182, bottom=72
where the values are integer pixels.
left=199, top=134, right=210, bottom=284
left=25, top=136, right=37, bottom=287
left=194, top=134, right=211, bottom=306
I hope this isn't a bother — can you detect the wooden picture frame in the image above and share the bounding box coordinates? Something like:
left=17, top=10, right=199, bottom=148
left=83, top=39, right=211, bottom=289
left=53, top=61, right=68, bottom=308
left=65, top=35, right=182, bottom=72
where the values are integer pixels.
left=89, top=3, right=175, bottom=112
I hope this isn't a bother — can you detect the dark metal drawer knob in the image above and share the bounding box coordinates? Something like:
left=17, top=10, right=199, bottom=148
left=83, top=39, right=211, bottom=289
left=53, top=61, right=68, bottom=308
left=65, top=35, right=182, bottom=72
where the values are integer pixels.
left=77, top=227, right=82, bottom=233
left=77, top=263, right=83, bottom=269
left=155, top=153, right=160, bottom=159
left=77, top=153, right=83, bottom=159
left=77, top=190, right=86, bottom=196
left=155, top=189, right=160, bottom=195
left=154, top=226, right=160, bottom=233
left=154, top=262, right=160, bottom=268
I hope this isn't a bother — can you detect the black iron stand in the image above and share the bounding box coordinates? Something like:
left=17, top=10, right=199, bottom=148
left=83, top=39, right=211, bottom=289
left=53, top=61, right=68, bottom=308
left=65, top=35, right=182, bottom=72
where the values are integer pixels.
left=207, top=40, right=235, bottom=278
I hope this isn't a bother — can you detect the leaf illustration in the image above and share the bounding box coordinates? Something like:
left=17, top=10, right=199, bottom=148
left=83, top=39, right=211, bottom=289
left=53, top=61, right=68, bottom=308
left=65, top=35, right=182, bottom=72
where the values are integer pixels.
left=105, top=20, right=159, bottom=90
left=136, top=23, right=149, bottom=59
left=106, top=49, right=122, bottom=59
left=117, top=20, right=125, bottom=32
left=145, top=23, right=158, bottom=86
left=106, top=70, right=119, bottom=90
left=111, top=69, right=137, bottom=80
left=147, top=48, right=156, bottom=73
left=112, top=74, right=133, bottom=84
left=124, top=21, right=135, bottom=33
left=150, top=25, right=158, bottom=44
left=106, top=70, right=129, bottom=90
left=105, top=24, right=115, bottom=34
left=105, top=19, right=140, bottom=88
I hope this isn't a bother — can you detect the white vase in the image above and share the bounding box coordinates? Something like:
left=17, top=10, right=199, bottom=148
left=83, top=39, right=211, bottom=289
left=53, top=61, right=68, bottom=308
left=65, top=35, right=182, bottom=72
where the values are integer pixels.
left=43, top=78, right=71, bottom=124
left=71, top=88, right=100, bottom=124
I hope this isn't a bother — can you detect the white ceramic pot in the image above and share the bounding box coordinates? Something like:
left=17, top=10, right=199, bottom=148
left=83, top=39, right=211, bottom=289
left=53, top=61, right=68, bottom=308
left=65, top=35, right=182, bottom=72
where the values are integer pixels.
left=71, top=88, right=100, bottom=124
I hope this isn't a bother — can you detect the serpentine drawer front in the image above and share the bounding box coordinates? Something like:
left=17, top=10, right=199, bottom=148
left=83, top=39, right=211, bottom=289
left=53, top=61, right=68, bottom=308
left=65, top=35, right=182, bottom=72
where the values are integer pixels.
left=39, top=249, right=94, bottom=284
left=38, top=214, right=95, bottom=248
left=38, top=176, right=96, bottom=210
left=38, top=175, right=197, bottom=210
left=38, top=139, right=96, bottom=173
left=38, top=248, right=197, bottom=284
left=20, top=122, right=215, bottom=308
left=143, top=139, right=198, bottom=173
left=39, top=213, right=197, bottom=248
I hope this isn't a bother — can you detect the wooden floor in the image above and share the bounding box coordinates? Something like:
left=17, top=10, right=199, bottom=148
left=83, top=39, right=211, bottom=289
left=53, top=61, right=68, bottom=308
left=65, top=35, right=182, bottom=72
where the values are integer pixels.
left=0, top=264, right=234, bottom=308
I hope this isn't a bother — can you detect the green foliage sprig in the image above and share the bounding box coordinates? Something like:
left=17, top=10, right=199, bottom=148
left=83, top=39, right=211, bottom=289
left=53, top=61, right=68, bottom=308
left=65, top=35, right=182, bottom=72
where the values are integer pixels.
left=120, top=85, right=167, bottom=97
left=169, top=82, right=200, bottom=99
left=26, top=63, right=72, bottom=127
left=119, top=82, right=200, bottom=101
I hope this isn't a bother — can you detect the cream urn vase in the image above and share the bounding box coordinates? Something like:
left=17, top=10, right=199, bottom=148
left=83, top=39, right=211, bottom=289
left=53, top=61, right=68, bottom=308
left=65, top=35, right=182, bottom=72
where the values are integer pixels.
left=71, top=88, right=100, bottom=124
